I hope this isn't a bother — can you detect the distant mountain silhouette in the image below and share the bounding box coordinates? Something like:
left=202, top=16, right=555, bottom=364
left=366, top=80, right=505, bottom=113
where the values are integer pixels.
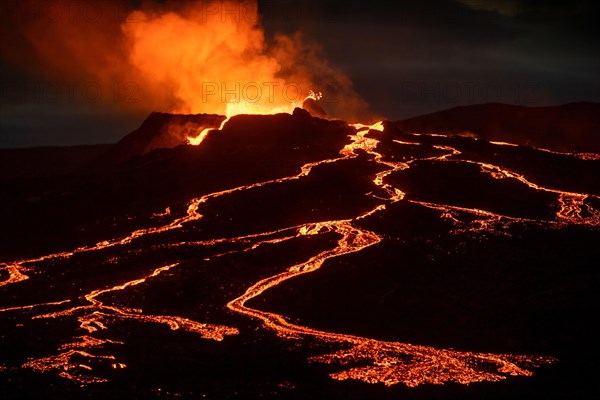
left=3, top=103, right=600, bottom=182
left=394, top=102, right=600, bottom=153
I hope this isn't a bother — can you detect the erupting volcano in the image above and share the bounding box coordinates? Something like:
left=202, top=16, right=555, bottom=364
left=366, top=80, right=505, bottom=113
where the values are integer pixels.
left=1, top=1, right=599, bottom=399
left=2, top=105, right=599, bottom=398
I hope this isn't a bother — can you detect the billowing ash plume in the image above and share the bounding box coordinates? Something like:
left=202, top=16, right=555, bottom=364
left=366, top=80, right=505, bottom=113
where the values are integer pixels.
left=2, top=0, right=372, bottom=122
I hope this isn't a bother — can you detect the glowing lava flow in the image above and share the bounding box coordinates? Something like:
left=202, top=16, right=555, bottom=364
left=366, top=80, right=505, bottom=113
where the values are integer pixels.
left=227, top=217, right=555, bottom=387
left=187, top=92, right=322, bottom=145
left=474, top=163, right=600, bottom=226
left=5, top=119, right=599, bottom=390
left=490, top=140, right=600, bottom=161
left=0, top=199, right=205, bottom=289
left=397, top=133, right=600, bottom=227
left=225, top=122, right=557, bottom=387
left=351, top=122, right=408, bottom=202
left=0, top=263, right=30, bottom=287
left=21, top=262, right=238, bottom=385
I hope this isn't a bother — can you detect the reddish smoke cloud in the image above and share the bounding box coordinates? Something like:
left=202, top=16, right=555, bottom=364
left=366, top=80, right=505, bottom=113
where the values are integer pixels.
left=1, top=0, right=372, bottom=122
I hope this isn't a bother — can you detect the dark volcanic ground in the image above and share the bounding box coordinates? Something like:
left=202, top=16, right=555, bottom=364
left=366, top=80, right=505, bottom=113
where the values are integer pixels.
left=1, top=108, right=599, bottom=399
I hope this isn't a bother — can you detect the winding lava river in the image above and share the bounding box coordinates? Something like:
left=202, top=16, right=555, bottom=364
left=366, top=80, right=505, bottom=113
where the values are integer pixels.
left=2, top=118, right=599, bottom=388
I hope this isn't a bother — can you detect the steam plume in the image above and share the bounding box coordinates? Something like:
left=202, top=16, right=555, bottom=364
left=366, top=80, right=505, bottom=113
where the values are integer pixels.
left=2, top=0, right=371, bottom=122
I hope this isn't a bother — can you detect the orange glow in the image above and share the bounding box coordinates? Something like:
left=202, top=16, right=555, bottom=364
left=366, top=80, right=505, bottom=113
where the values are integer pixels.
left=122, top=1, right=293, bottom=116
left=225, top=123, right=557, bottom=386
left=5, top=121, right=599, bottom=388
left=187, top=91, right=322, bottom=145
left=22, top=262, right=238, bottom=384
left=3, top=0, right=598, bottom=392
left=7, top=1, right=368, bottom=122
left=0, top=263, right=29, bottom=287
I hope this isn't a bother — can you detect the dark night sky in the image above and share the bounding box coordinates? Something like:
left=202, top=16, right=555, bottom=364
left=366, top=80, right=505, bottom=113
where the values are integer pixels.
left=1, top=0, right=599, bottom=147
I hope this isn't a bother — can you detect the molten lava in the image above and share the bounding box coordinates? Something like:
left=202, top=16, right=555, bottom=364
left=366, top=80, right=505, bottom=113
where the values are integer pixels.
left=1, top=1, right=598, bottom=395
left=187, top=91, right=323, bottom=145
left=3, top=119, right=592, bottom=387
